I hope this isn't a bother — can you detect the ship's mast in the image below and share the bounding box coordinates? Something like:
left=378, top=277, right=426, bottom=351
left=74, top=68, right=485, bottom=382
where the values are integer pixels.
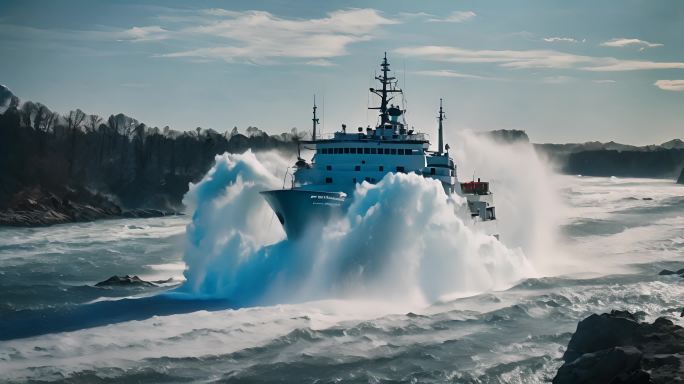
left=438, top=98, right=445, bottom=154
left=369, top=52, right=402, bottom=126
left=312, top=95, right=319, bottom=141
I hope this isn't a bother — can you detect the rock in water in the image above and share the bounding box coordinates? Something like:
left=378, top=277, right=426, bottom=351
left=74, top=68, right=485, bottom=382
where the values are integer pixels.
left=678, top=167, right=684, bottom=184
left=95, top=275, right=157, bottom=287
left=553, top=310, right=684, bottom=384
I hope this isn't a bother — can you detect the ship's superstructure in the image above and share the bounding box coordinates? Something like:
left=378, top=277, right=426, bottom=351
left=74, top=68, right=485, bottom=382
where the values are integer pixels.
left=261, top=54, right=496, bottom=239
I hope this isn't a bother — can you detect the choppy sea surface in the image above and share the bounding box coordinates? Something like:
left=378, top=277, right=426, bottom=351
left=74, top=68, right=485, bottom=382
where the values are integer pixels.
left=0, top=176, right=682, bottom=383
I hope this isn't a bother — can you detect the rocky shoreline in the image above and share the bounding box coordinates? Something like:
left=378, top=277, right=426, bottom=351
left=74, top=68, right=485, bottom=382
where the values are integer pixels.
left=553, top=310, right=684, bottom=383
left=0, top=187, right=181, bottom=227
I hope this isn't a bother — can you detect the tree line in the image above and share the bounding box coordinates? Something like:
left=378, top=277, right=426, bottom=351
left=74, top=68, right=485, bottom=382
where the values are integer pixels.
left=0, top=101, right=300, bottom=210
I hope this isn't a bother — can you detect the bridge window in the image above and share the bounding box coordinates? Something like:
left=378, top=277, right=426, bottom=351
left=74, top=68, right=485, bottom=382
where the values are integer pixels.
left=379, top=165, right=384, bottom=172
left=391, top=148, right=397, bottom=155
left=364, top=148, right=370, bottom=154
left=397, top=148, right=404, bottom=155
left=370, top=148, right=377, bottom=154
left=325, top=177, right=333, bottom=184
left=353, top=177, right=357, bottom=183
left=430, top=168, right=436, bottom=175
left=326, top=165, right=332, bottom=171
left=355, top=165, right=360, bottom=171
left=344, top=148, right=350, bottom=154
left=397, top=166, right=405, bottom=173
left=350, top=148, right=356, bottom=154
left=334, top=148, right=341, bottom=154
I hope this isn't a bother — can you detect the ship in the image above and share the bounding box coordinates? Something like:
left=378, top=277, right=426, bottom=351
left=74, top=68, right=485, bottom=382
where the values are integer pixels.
left=261, top=54, right=497, bottom=239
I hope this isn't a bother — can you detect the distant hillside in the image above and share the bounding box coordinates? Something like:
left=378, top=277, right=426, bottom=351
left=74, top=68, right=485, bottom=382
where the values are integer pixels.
left=534, top=141, right=639, bottom=164
left=564, top=149, right=684, bottom=178
left=0, top=86, right=300, bottom=226
left=534, top=139, right=684, bottom=179
left=479, top=129, right=530, bottom=144
left=661, top=139, right=684, bottom=150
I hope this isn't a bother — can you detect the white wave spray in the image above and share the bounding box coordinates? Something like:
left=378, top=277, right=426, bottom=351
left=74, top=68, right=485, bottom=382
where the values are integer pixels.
left=449, top=131, right=565, bottom=270
left=179, top=149, right=536, bottom=307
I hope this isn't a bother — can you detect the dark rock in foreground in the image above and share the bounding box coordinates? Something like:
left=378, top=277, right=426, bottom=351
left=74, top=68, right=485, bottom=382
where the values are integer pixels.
left=95, top=275, right=176, bottom=288
left=553, top=310, right=684, bottom=384
left=678, top=167, right=684, bottom=184
left=658, top=269, right=684, bottom=277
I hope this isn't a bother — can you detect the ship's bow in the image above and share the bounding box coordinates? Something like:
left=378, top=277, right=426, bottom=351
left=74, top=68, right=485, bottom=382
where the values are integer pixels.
left=260, top=189, right=347, bottom=239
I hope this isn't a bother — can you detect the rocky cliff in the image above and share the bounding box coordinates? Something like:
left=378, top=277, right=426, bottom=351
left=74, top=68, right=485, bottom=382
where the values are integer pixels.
left=553, top=310, right=684, bottom=384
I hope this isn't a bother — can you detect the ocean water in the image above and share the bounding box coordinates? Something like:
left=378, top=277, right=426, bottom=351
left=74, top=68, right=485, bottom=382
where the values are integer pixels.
left=0, top=174, right=683, bottom=383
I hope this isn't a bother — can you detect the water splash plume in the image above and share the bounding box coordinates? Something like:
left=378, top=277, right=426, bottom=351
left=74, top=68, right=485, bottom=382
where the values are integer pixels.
left=179, top=150, right=534, bottom=306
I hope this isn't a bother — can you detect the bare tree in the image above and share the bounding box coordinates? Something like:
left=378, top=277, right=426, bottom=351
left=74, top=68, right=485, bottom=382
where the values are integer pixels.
left=246, top=126, right=264, bottom=137
left=65, top=109, right=87, bottom=132
left=108, top=114, right=138, bottom=181
left=42, top=110, right=59, bottom=135
left=85, top=114, right=102, bottom=133
left=20, top=101, right=37, bottom=128
left=65, top=109, right=87, bottom=175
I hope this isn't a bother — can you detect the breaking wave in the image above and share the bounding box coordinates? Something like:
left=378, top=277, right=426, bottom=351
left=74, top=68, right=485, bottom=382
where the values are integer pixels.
left=178, top=150, right=534, bottom=307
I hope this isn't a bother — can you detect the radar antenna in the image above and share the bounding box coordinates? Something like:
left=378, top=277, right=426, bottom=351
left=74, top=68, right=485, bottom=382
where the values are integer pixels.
left=312, top=95, right=319, bottom=141
left=438, top=98, right=446, bottom=154
left=368, top=52, right=403, bottom=126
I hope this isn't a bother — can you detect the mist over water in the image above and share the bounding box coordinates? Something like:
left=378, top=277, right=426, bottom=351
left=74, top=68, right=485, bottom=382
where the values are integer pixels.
left=451, top=132, right=565, bottom=268
left=179, top=137, right=541, bottom=306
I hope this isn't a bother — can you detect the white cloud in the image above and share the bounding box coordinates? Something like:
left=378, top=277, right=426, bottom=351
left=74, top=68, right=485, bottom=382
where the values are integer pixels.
left=542, top=75, right=574, bottom=84
left=543, top=37, right=578, bottom=43
left=395, top=45, right=684, bottom=72
left=428, top=11, right=476, bottom=23
left=413, top=70, right=486, bottom=79
left=586, top=60, right=684, bottom=71
left=160, top=9, right=396, bottom=62
left=654, top=80, right=684, bottom=91
left=397, top=11, right=433, bottom=20
left=201, top=8, right=242, bottom=17
left=118, top=26, right=169, bottom=42
left=601, top=38, right=663, bottom=50
left=593, top=79, right=616, bottom=84
left=305, top=59, right=336, bottom=67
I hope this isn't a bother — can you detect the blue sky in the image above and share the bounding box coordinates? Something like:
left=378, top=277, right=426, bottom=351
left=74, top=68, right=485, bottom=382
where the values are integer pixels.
left=1, top=0, right=682, bottom=144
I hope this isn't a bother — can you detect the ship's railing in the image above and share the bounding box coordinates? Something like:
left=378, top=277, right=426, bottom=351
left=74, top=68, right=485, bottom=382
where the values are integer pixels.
left=310, top=131, right=428, bottom=142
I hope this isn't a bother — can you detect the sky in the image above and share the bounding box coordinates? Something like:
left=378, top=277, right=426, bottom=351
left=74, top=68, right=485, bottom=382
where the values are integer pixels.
left=0, top=0, right=682, bottom=145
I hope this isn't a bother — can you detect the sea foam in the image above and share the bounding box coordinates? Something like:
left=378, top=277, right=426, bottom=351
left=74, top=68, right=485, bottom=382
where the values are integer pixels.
left=179, top=149, right=534, bottom=306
